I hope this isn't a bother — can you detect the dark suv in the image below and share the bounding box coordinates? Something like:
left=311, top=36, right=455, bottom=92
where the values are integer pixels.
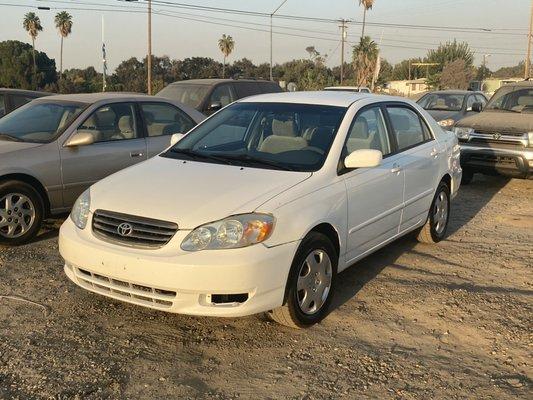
left=0, top=88, right=51, bottom=118
left=156, top=79, right=282, bottom=115
left=454, top=81, right=533, bottom=183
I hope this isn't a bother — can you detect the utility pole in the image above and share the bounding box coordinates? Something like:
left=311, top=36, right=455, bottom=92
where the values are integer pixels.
left=102, top=16, right=107, bottom=92
left=339, top=19, right=348, bottom=84
left=482, top=54, right=490, bottom=81
left=270, top=0, right=288, bottom=81
left=147, top=0, right=152, bottom=94
left=526, top=0, right=533, bottom=79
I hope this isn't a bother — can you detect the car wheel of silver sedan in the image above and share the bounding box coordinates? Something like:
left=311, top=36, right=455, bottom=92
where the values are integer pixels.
left=268, top=232, right=338, bottom=328
left=417, top=181, right=451, bottom=244
left=0, top=181, right=44, bottom=246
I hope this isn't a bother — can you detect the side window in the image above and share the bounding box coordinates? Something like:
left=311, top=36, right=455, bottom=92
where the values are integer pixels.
left=209, top=84, right=235, bottom=107
left=344, top=107, right=391, bottom=157
left=11, top=95, right=33, bottom=109
left=387, top=106, right=428, bottom=151
left=193, top=109, right=255, bottom=150
left=234, top=82, right=260, bottom=99
left=466, top=95, right=476, bottom=110
left=475, top=94, right=487, bottom=106
left=0, top=94, right=5, bottom=117
left=79, top=103, right=139, bottom=143
left=141, top=103, right=195, bottom=137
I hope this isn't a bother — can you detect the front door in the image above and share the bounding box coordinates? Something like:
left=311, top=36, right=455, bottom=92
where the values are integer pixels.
left=59, top=102, right=147, bottom=207
left=343, top=105, right=404, bottom=263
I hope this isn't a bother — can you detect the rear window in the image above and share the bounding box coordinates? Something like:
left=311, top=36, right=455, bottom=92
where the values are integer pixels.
left=259, top=82, right=282, bottom=94
left=234, top=82, right=262, bottom=99
left=157, top=84, right=210, bottom=109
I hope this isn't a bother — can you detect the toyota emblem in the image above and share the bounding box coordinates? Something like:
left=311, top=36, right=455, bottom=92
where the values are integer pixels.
left=117, top=222, right=133, bottom=237
left=492, top=133, right=502, bottom=140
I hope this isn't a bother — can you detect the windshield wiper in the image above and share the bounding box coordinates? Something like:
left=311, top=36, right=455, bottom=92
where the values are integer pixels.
left=0, top=133, right=23, bottom=142
left=217, top=154, right=297, bottom=171
left=169, top=148, right=233, bottom=165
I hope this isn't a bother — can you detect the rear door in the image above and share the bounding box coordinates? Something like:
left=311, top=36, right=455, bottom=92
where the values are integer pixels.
left=59, top=102, right=147, bottom=207
left=385, top=104, right=440, bottom=233
left=140, top=102, right=197, bottom=157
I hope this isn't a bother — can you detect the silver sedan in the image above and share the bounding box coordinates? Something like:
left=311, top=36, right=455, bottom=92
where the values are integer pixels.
left=0, top=92, right=205, bottom=245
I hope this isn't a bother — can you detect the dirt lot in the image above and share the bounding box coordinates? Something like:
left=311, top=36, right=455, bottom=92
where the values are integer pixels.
left=0, top=175, right=531, bottom=399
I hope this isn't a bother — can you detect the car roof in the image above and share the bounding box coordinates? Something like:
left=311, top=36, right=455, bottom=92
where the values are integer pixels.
left=324, top=86, right=369, bottom=90
left=238, top=91, right=399, bottom=107
left=423, top=90, right=480, bottom=95
left=0, top=88, right=51, bottom=96
left=35, top=92, right=154, bottom=104
left=503, top=80, right=533, bottom=87
left=168, top=79, right=273, bottom=86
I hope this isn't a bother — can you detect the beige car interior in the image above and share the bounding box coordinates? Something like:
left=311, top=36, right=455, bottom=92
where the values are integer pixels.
left=391, top=113, right=425, bottom=149
left=259, top=118, right=308, bottom=154
left=79, top=106, right=137, bottom=142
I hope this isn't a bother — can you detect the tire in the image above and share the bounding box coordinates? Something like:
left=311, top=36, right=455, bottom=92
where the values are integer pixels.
left=416, top=181, right=451, bottom=244
left=0, top=180, right=44, bottom=246
left=461, top=168, right=474, bottom=185
left=268, top=232, right=338, bottom=329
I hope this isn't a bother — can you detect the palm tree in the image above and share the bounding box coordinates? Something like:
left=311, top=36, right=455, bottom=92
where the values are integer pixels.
left=55, top=11, right=73, bottom=76
left=353, top=36, right=379, bottom=87
left=218, top=34, right=235, bottom=78
left=358, top=0, right=374, bottom=41
left=23, top=12, right=43, bottom=76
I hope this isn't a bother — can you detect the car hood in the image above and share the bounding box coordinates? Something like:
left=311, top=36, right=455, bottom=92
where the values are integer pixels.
left=0, top=140, right=42, bottom=155
left=456, top=111, right=533, bottom=133
left=90, top=156, right=312, bottom=229
left=425, top=110, right=461, bottom=122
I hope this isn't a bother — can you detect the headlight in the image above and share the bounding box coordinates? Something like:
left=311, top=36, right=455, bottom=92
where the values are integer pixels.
left=181, top=214, right=275, bottom=251
left=70, top=189, right=91, bottom=229
left=453, top=127, right=474, bottom=140
left=438, top=119, right=455, bottom=128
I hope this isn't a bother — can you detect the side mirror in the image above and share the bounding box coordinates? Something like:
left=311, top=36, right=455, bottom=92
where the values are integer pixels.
left=344, top=149, right=382, bottom=169
left=65, top=130, right=95, bottom=147
left=170, top=133, right=184, bottom=146
left=208, top=101, right=222, bottom=112
left=471, top=102, right=483, bottom=112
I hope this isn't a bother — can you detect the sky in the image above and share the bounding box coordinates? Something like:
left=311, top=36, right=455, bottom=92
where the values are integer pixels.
left=0, top=0, right=530, bottom=74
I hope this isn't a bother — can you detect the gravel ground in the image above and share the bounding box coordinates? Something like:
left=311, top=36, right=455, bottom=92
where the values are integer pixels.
left=0, top=175, right=531, bottom=399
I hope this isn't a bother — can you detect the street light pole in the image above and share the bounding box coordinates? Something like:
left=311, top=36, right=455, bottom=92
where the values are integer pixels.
left=125, top=0, right=152, bottom=94
left=526, top=0, right=533, bottom=79
left=270, top=0, right=288, bottom=81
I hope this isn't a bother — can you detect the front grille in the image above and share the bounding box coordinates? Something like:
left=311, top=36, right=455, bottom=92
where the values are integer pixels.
left=92, top=209, right=178, bottom=248
left=74, top=267, right=176, bottom=308
left=474, top=128, right=526, bottom=137
left=469, top=154, right=519, bottom=168
left=470, top=137, right=526, bottom=147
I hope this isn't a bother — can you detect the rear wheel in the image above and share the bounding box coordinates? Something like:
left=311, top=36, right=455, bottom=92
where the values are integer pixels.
left=416, top=181, right=450, bottom=244
left=268, top=232, right=338, bottom=328
left=0, top=181, right=44, bottom=246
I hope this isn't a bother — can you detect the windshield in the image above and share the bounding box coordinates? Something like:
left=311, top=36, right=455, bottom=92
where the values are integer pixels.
left=417, top=93, right=465, bottom=111
left=157, top=84, right=211, bottom=109
left=486, top=86, right=533, bottom=113
left=0, top=101, right=85, bottom=143
left=162, top=102, right=347, bottom=172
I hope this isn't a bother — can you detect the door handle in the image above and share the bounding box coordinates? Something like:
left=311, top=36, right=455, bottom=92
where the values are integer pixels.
left=391, top=163, right=402, bottom=174
left=430, top=148, right=439, bottom=158
left=130, top=151, right=144, bottom=158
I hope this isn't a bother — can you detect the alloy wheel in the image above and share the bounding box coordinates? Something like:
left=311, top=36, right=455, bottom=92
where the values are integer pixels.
left=0, top=193, right=36, bottom=239
left=433, top=191, right=449, bottom=235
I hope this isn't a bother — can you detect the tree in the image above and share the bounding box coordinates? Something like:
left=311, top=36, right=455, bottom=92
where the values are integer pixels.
left=218, top=34, right=235, bottom=78
left=22, top=12, right=43, bottom=83
left=475, top=64, right=492, bottom=81
left=439, top=59, right=474, bottom=90
left=54, top=11, right=73, bottom=76
left=358, top=0, right=375, bottom=41
left=493, top=62, right=525, bottom=78
left=305, top=46, right=319, bottom=59
left=0, top=40, right=56, bottom=90
left=426, top=40, right=474, bottom=70
left=353, top=36, right=378, bottom=87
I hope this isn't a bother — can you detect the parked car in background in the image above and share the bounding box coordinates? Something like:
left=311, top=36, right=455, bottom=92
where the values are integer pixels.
left=156, top=78, right=283, bottom=116
left=0, top=88, right=51, bottom=118
left=417, top=90, right=488, bottom=129
left=324, top=86, right=371, bottom=93
left=454, top=81, right=533, bottom=183
left=0, top=92, right=204, bottom=245
left=59, top=91, right=461, bottom=328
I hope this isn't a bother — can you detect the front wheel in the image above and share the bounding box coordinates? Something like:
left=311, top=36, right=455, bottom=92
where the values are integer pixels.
left=0, top=181, right=44, bottom=246
left=416, top=181, right=451, bottom=244
left=268, top=232, right=338, bottom=328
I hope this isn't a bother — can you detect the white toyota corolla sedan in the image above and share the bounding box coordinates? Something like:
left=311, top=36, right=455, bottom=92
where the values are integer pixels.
left=59, top=91, right=462, bottom=328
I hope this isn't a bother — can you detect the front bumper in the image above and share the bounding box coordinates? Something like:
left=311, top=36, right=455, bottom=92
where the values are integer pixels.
left=59, top=217, right=300, bottom=317
left=460, top=143, right=533, bottom=178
